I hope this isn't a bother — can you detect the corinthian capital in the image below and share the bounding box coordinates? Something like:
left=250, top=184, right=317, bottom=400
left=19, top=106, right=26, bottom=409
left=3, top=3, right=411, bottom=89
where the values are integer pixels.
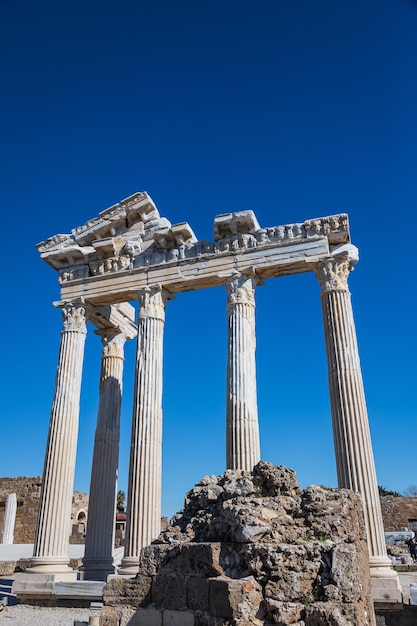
left=226, top=273, right=260, bottom=308
left=138, top=284, right=169, bottom=321
left=99, top=331, right=127, bottom=358
left=315, top=256, right=352, bottom=293
left=61, top=301, right=88, bottom=333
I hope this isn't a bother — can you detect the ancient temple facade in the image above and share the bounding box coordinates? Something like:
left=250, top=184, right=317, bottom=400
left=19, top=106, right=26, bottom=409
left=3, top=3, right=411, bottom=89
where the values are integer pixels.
left=30, top=192, right=400, bottom=601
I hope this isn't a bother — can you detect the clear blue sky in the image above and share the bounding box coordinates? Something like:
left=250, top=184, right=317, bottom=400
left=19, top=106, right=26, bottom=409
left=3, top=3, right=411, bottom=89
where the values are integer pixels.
left=1, top=0, right=416, bottom=520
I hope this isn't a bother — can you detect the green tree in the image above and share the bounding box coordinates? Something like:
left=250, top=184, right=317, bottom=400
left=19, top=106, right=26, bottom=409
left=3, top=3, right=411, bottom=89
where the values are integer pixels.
left=378, top=485, right=401, bottom=497
left=117, top=490, right=126, bottom=507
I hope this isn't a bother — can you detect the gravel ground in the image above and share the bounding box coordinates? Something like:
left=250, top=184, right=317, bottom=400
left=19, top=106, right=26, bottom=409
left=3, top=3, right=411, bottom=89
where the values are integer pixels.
left=0, top=602, right=94, bottom=626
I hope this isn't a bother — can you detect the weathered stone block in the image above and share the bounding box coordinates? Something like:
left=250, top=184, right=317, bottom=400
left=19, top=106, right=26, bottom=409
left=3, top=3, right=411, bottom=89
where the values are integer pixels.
left=0, top=561, right=15, bottom=576
left=138, top=544, right=171, bottom=576
left=330, top=543, right=368, bottom=602
left=163, top=609, right=195, bottom=625
left=103, top=575, right=152, bottom=607
left=301, top=486, right=366, bottom=543
left=152, top=572, right=188, bottom=610
left=15, top=558, right=30, bottom=572
left=193, top=614, right=224, bottom=626
left=247, top=543, right=321, bottom=603
left=209, top=575, right=262, bottom=620
left=126, top=608, right=163, bottom=626
left=263, top=599, right=305, bottom=624
left=252, top=461, right=301, bottom=498
left=162, top=542, right=223, bottom=577
left=305, top=601, right=372, bottom=626
left=99, top=605, right=119, bottom=626
left=118, top=607, right=139, bottom=626
left=265, top=567, right=319, bottom=604
left=187, top=576, right=209, bottom=611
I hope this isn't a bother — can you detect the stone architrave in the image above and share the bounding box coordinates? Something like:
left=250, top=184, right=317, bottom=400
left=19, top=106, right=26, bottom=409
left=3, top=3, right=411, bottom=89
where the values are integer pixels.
left=28, top=301, right=87, bottom=576
left=119, top=285, right=170, bottom=575
left=1, top=493, right=17, bottom=544
left=226, top=273, right=261, bottom=471
left=80, top=330, right=127, bottom=581
left=316, top=246, right=400, bottom=598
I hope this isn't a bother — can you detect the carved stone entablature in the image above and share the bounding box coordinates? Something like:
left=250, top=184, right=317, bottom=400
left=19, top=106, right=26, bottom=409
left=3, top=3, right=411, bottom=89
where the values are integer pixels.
left=89, top=255, right=132, bottom=278
left=38, top=233, right=73, bottom=252
left=72, top=192, right=154, bottom=246
left=38, top=193, right=352, bottom=300
left=89, top=302, right=137, bottom=340
left=58, top=264, right=90, bottom=284
left=154, top=222, right=197, bottom=250
left=214, top=211, right=260, bottom=241
left=38, top=239, right=95, bottom=271
left=37, top=192, right=170, bottom=271
left=92, top=236, right=126, bottom=259
left=305, top=214, right=349, bottom=246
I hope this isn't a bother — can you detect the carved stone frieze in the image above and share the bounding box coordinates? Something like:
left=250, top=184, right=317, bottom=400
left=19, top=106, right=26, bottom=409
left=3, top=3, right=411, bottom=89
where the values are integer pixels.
left=61, top=301, right=88, bottom=333
left=89, top=255, right=132, bottom=277
left=58, top=264, right=90, bottom=284
left=305, top=214, right=349, bottom=244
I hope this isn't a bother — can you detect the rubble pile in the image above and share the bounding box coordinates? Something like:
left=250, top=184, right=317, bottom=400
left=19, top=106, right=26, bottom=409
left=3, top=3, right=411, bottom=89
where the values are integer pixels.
left=102, top=461, right=372, bottom=625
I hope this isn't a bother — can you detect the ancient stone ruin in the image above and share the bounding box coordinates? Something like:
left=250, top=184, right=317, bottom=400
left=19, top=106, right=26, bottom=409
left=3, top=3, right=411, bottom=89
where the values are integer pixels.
left=0, top=477, right=89, bottom=547
left=101, top=461, right=373, bottom=626
left=20, top=191, right=400, bottom=607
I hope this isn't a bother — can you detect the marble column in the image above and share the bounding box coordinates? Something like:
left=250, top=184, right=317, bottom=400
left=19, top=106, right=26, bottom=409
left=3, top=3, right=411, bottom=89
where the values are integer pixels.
left=119, top=285, right=168, bottom=575
left=316, top=248, right=400, bottom=595
left=80, top=330, right=127, bottom=581
left=1, top=493, right=17, bottom=544
left=226, top=273, right=261, bottom=471
left=28, top=301, right=87, bottom=576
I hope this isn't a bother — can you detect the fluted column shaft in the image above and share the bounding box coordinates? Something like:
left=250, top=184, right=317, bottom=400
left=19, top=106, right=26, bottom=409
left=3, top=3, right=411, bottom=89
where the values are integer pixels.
left=29, top=301, right=87, bottom=574
left=119, top=285, right=168, bottom=575
left=1, top=493, right=17, bottom=544
left=316, top=254, right=395, bottom=578
left=226, top=273, right=261, bottom=471
left=81, top=330, right=126, bottom=581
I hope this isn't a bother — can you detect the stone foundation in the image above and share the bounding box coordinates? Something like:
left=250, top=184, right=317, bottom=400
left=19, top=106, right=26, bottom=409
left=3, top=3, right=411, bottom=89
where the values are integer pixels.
left=102, top=461, right=374, bottom=625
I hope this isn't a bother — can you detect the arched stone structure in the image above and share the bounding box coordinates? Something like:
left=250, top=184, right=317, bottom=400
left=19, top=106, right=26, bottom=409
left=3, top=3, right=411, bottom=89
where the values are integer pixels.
left=29, top=192, right=400, bottom=601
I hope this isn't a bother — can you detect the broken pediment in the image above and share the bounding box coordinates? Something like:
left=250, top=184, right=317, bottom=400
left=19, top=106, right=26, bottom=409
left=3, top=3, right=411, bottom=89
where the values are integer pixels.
left=71, top=192, right=158, bottom=246
left=37, top=192, right=174, bottom=270
left=37, top=192, right=351, bottom=292
left=213, top=210, right=260, bottom=241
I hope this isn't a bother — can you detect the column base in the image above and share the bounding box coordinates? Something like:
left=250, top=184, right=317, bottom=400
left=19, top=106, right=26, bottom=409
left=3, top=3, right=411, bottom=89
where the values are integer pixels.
left=117, top=556, right=139, bottom=576
left=79, top=556, right=115, bottom=581
left=26, top=556, right=76, bottom=578
left=370, top=557, right=402, bottom=604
